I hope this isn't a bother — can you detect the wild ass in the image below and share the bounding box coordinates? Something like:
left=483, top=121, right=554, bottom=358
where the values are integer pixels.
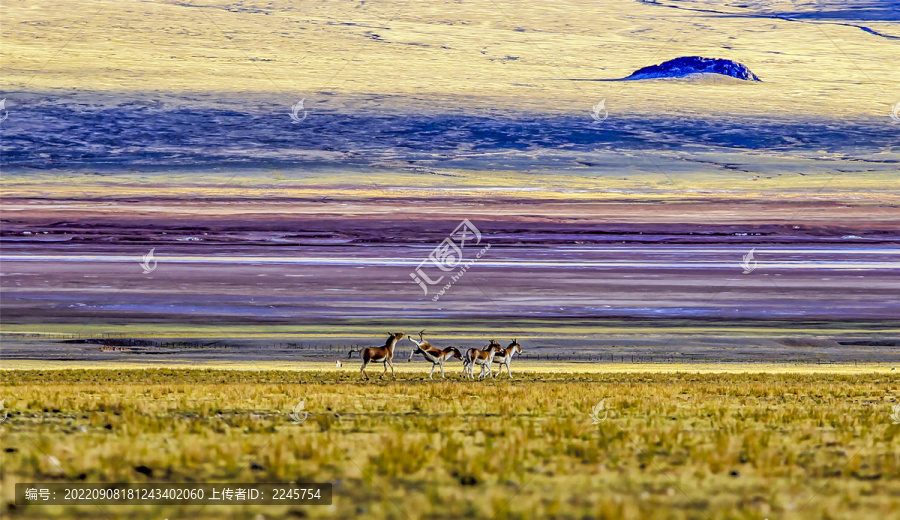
left=464, top=339, right=501, bottom=380
left=490, top=339, right=522, bottom=378
left=407, top=330, right=463, bottom=379
left=348, top=332, right=405, bottom=380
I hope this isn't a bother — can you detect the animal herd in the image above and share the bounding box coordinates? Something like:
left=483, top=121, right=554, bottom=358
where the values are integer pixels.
left=347, top=331, right=522, bottom=380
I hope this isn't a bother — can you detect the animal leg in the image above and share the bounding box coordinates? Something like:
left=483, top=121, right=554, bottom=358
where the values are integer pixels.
left=360, top=360, right=369, bottom=380
left=429, top=364, right=436, bottom=380
left=389, top=359, right=395, bottom=379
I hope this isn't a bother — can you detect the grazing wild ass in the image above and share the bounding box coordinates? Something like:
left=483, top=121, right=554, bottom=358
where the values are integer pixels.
left=464, top=339, right=501, bottom=380
left=348, top=332, right=405, bottom=380
left=407, top=330, right=463, bottom=379
left=491, top=339, right=522, bottom=378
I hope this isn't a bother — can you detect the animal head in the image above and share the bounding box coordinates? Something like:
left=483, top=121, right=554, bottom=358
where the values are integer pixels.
left=407, top=332, right=431, bottom=348
left=391, top=332, right=405, bottom=341
left=509, top=339, right=522, bottom=353
left=447, top=346, right=463, bottom=359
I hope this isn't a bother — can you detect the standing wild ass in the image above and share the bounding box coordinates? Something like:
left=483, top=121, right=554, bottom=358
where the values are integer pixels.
left=348, top=332, right=405, bottom=380
left=464, top=340, right=501, bottom=380
left=490, top=339, right=522, bottom=378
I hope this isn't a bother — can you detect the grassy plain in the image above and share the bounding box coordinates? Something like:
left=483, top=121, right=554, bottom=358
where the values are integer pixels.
left=1, top=368, right=898, bottom=519
left=4, top=0, right=898, bottom=119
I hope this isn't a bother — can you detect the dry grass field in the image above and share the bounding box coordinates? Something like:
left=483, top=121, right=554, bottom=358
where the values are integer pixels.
left=2, top=367, right=899, bottom=519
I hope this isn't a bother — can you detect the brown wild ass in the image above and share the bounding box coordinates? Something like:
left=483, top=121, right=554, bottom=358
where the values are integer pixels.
left=490, top=339, right=522, bottom=378
left=348, top=332, right=405, bottom=380
left=464, top=339, right=501, bottom=380
left=406, top=330, right=463, bottom=379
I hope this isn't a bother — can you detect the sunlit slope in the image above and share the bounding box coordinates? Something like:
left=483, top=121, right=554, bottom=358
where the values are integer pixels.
left=2, top=0, right=897, bottom=119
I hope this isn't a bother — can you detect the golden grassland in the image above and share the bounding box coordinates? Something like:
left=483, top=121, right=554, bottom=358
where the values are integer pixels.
left=3, top=0, right=898, bottom=119
left=3, top=169, right=900, bottom=204
left=1, top=368, right=898, bottom=519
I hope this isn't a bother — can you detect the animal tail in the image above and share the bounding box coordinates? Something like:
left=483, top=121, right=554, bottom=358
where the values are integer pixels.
left=348, top=347, right=363, bottom=359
